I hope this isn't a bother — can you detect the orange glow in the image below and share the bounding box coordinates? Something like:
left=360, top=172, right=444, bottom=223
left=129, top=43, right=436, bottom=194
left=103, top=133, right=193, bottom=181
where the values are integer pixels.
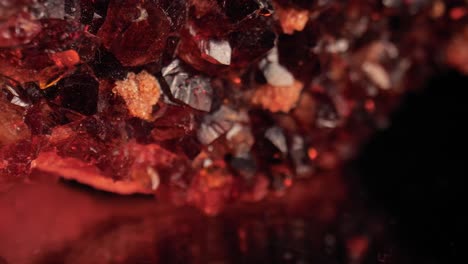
left=50, top=50, right=80, bottom=68
left=283, top=178, right=293, bottom=187
left=308, top=148, right=318, bottom=160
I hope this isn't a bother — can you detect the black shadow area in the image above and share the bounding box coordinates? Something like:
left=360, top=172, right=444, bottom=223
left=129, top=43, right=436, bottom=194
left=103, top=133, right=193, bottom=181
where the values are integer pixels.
left=355, top=70, right=468, bottom=263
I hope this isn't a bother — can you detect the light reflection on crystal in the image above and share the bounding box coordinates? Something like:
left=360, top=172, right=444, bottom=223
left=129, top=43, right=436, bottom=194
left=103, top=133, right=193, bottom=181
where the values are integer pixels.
left=162, top=59, right=213, bottom=112
left=199, top=39, right=232, bottom=65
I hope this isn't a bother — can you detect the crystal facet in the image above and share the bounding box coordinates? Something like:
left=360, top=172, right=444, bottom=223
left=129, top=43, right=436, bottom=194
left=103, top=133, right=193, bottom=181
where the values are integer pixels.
left=97, top=0, right=171, bottom=66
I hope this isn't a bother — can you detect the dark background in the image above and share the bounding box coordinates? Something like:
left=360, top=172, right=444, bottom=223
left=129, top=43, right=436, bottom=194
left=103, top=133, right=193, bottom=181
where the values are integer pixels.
left=356, top=69, right=468, bottom=263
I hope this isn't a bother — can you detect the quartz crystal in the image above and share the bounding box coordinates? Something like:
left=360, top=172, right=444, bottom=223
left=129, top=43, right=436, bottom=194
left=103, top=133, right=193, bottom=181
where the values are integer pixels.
left=0, top=0, right=467, bottom=214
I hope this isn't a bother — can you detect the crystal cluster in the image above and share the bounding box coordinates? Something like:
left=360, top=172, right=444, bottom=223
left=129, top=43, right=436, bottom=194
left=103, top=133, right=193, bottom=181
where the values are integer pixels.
left=0, top=0, right=467, bottom=213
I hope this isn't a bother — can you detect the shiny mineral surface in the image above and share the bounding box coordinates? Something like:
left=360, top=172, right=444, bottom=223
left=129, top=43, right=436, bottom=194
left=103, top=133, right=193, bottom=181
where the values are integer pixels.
left=1, top=0, right=467, bottom=214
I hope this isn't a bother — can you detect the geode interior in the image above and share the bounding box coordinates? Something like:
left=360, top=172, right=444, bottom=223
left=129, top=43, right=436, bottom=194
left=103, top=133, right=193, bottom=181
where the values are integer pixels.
left=1, top=0, right=467, bottom=214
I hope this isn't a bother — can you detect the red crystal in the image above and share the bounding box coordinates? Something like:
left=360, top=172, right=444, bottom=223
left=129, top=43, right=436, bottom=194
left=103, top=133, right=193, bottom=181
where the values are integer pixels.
left=0, top=0, right=465, bottom=215
left=97, top=0, right=171, bottom=66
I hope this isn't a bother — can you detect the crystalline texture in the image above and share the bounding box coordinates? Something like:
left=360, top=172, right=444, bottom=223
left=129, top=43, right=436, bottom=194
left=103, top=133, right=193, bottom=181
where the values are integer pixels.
left=0, top=0, right=464, bottom=215
left=199, top=39, right=232, bottom=65
left=177, top=0, right=276, bottom=72
left=228, top=15, right=276, bottom=67
left=197, top=106, right=241, bottom=145
left=0, top=18, right=98, bottom=86
left=162, top=59, right=213, bottom=112
left=0, top=95, right=30, bottom=146
left=177, top=24, right=233, bottom=72
left=97, top=0, right=171, bottom=66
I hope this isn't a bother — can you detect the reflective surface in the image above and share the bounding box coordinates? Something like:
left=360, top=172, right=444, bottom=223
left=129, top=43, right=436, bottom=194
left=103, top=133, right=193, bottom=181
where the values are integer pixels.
left=0, top=170, right=364, bottom=264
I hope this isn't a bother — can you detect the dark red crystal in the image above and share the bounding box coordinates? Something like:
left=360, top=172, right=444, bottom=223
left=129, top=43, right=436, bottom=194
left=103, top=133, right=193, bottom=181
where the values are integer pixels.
left=0, top=0, right=466, bottom=215
left=97, top=0, right=172, bottom=66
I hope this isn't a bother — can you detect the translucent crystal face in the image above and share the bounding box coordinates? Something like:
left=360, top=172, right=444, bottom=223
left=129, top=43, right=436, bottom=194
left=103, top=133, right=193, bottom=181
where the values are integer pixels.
left=97, top=0, right=172, bottom=66
left=0, top=0, right=466, bottom=214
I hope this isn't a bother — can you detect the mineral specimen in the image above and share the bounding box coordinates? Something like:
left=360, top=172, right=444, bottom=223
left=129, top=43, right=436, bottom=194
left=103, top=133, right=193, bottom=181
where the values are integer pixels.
left=0, top=0, right=467, bottom=214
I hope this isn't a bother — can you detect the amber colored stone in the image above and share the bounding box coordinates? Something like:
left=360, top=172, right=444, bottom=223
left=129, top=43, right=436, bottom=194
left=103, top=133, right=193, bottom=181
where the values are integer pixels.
left=50, top=49, right=80, bottom=68
left=37, top=49, right=82, bottom=89
left=37, top=67, right=73, bottom=89
left=97, top=0, right=171, bottom=66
